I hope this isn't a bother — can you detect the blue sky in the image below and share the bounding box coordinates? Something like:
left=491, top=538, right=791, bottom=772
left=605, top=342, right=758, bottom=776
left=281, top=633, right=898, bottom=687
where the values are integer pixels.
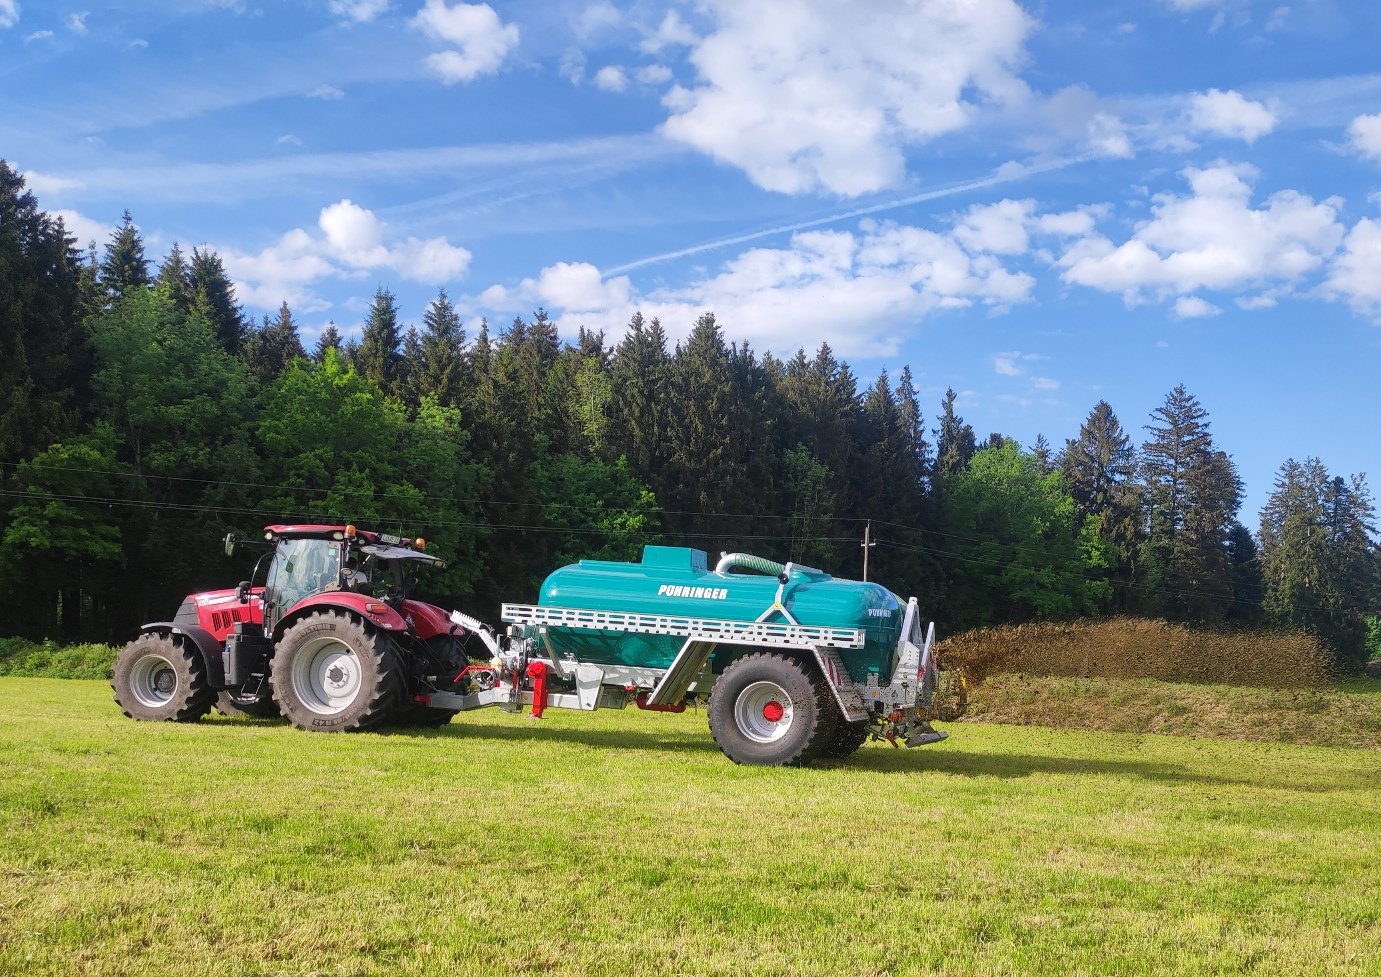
left=4, top=0, right=1380, bottom=524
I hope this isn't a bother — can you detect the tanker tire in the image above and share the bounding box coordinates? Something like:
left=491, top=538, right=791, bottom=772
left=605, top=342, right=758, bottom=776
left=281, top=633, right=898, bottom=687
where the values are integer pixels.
left=215, top=687, right=282, bottom=719
left=112, top=633, right=215, bottom=722
left=708, top=652, right=836, bottom=767
left=822, top=719, right=872, bottom=760
left=270, top=611, right=402, bottom=732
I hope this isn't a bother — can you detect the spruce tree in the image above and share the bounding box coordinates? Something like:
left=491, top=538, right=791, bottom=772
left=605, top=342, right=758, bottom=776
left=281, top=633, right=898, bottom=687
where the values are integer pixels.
left=99, top=210, right=150, bottom=304
left=313, top=323, right=342, bottom=361
left=0, top=163, right=88, bottom=469
left=356, top=287, right=403, bottom=395
left=188, top=247, right=246, bottom=356
left=248, top=301, right=306, bottom=384
left=934, top=387, right=976, bottom=478
left=1138, top=385, right=1241, bottom=622
left=604, top=312, right=671, bottom=480
left=1260, top=459, right=1376, bottom=669
left=1060, top=400, right=1141, bottom=609
left=154, top=243, right=192, bottom=312
left=416, top=288, right=466, bottom=407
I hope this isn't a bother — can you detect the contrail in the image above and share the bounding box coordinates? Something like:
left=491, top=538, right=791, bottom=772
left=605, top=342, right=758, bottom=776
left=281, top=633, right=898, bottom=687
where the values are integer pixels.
left=603, top=154, right=1092, bottom=277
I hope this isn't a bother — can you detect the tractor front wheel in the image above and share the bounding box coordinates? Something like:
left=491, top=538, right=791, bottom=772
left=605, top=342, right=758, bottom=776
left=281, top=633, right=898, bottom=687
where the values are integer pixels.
left=707, top=652, right=836, bottom=766
left=112, top=633, right=215, bottom=722
left=270, top=611, right=401, bottom=732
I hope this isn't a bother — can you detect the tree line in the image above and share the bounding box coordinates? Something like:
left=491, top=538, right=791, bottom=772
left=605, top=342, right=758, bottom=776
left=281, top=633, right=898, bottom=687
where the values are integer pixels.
left=1, top=162, right=1375, bottom=670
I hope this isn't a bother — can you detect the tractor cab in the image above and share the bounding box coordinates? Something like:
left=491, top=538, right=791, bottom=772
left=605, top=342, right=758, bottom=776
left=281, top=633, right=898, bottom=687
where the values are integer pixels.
left=238, top=524, right=444, bottom=634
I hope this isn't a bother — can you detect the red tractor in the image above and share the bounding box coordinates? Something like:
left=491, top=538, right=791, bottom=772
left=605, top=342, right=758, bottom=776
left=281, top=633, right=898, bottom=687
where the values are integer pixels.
left=112, top=524, right=470, bottom=730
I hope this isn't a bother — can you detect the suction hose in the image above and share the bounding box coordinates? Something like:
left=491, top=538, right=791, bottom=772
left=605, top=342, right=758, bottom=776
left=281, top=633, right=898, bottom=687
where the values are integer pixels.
left=715, top=552, right=788, bottom=579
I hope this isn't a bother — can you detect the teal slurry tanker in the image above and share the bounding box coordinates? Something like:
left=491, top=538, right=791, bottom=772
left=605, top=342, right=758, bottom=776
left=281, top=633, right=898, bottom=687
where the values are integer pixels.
left=428, top=545, right=965, bottom=766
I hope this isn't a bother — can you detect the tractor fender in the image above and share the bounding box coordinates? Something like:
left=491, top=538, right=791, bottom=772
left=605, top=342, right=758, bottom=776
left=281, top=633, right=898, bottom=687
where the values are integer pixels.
left=273, top=592, right=409, bottom=639
left=136, top=622, right=227, bottom=689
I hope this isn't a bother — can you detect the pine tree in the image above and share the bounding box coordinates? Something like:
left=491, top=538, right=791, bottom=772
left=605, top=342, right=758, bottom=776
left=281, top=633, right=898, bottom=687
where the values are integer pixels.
left=356, top=287, right=403, bottom=395
left=398, top=325, right=424, bottom=410
left=1138, top=385, right=1241, bottom=622
left=188, top=247, right=246, bottom=356
left=99, top=210, right=150, bottom=304
left=1031, top=434, right=1054, bottom=474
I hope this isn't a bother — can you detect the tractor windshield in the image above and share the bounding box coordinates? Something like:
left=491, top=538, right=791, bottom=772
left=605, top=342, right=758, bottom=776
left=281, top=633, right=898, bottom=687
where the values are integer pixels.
left=264, top=537, right=342, bottom=630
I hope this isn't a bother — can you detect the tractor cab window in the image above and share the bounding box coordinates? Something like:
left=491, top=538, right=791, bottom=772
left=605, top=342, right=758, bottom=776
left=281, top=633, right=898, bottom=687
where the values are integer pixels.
left=264, top=538, right=341, bottom=629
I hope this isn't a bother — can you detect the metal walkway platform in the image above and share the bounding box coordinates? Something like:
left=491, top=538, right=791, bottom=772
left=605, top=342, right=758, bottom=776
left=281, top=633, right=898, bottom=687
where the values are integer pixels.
left=501, top=604, right=865, bottom=649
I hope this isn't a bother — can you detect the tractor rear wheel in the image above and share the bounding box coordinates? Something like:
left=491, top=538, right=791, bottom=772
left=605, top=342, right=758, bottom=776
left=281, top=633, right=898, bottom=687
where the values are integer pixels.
left=112, top=633, right=215, bottom=722
left=215, top=686, right=281, bottom=719
left=270, top=611, right=401, bottom=732
left=707, top=652, right=836, bottom=766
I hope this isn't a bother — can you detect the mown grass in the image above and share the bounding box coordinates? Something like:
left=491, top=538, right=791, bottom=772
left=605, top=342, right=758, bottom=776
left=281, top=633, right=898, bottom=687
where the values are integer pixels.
left=1, top=678, right=1378, bottom=976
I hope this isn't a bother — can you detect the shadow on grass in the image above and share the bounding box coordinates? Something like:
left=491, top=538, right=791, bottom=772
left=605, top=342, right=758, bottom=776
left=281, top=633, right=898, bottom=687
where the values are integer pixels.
left=377, top=721, right=724, bottom=755
left=846, top=744, right=1380, bottom=792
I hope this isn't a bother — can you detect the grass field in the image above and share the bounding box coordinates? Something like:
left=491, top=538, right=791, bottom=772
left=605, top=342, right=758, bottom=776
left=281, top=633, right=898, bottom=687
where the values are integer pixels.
left=1, top=678, right=1378, bottom=977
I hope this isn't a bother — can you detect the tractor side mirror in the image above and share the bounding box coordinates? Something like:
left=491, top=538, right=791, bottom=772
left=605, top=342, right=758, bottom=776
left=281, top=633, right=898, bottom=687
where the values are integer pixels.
left=224, top=532, right=237, bottom=557
left=236, top=580, right=250, bottom=604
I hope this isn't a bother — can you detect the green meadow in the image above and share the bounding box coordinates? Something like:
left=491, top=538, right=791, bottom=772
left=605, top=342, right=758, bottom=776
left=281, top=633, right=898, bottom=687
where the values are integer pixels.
left=1, top=677, right=1377, bottom=976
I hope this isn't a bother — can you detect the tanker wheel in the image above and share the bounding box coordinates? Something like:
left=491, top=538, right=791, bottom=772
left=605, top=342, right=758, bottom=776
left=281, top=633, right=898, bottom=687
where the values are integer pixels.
left=270, top=611, right=402, bottom=732
left=707, top=652, right=836, bottom=766
left=822, top=718, right=872, bottom=760
left=215, top=686, right=282, bottom=719
left=112, top=633, right=215, bottom=722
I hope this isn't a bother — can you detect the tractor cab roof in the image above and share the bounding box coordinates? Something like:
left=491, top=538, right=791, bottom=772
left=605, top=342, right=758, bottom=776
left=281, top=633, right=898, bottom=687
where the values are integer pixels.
left=262, top=524, right=433, bottom=558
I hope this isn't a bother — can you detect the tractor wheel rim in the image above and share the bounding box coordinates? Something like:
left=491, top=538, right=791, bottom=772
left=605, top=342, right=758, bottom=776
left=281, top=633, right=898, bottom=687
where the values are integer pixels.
left=734, top=680, right=794, bottom=743
left=130, top=654, right=178, bottom=708
left=292, top=636, right=363, bottom=716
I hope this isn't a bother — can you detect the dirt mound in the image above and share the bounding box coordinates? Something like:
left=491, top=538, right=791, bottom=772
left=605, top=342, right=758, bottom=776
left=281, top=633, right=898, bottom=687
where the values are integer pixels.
left=937, top=618, right=1334, bottom=688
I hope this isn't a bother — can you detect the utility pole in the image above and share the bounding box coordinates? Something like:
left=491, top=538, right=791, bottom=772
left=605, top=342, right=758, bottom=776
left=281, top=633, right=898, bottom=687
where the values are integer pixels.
left=861, top=519, right=876, bottom=581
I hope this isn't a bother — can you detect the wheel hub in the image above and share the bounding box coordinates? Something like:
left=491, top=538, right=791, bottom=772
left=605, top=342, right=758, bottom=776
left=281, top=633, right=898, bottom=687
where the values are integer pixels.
left=129, top=653, right=178, bottom=708
left=291, top=636, right=364, bottom=715
left=734, top=680, right=795, bottom=743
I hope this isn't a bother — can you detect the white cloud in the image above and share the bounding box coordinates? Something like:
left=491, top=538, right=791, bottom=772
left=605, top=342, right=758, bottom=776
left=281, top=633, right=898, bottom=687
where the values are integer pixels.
left=636, top=64, right=672, bottom=85
left=476, top=218, right=1034, bottom=358
left=222, top=199, right=472, bottom=312
left=1057, top=162, right=1344, bottom=304
left=992, top=350, right=1045, bottom=378
left=1322, top=218, right=1381, bottom=317
left=25, top=29, right=53, bottom=43
left=575, top=0, right=620, bottom=39
left=21, top=169, right=84, bottom=196
left=0, top=0, right=17, bottom=30
left=1186, top=89, right=1276, bottom=143
left=659, top=0, right=1032, bottom=196
left=1031, top=376, right=1060, bottom=391
left=277, top=134, right=303, bottom=146
left=64, top=10, right=88, bottom=34
left=308, top=84, right=345, bottom=100
left=127, top=37, right=148, bottom=48
left=1038, top=86, right=1136, bottom=160
left=413, top=0, right=519, bottom=84
left=1347, top=113, right=1381, bottom=163
left=640, top=10, right=696, bottom=53
left=1165, top=0, right=1223, bottom=9
left=1172, top=295, right=1220, bottom=318
left=593, top=65, right=627, bottom=92
left=329, top=0, right=388, bottom=22
left=53, top=209, right=114, bottom=250
left=955, top=200, right=1035, bottom=256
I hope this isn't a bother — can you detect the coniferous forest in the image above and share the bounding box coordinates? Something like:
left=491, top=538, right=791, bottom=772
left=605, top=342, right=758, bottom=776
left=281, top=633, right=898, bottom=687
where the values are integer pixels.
left=1, top=163, right=1376, bottom=671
